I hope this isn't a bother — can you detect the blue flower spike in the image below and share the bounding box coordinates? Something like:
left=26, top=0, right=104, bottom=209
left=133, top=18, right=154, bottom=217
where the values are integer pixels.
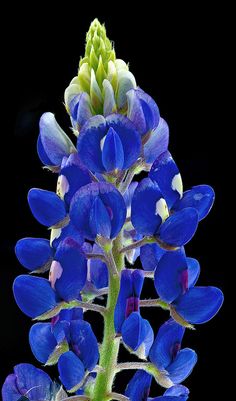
left=37, top=112, right=76, bottom=168
left=4, top=19, right=223, bottom=401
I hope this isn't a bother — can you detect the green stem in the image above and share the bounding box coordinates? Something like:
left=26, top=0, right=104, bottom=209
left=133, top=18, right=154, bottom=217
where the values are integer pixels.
left=91, top=234, right=124, bottom=401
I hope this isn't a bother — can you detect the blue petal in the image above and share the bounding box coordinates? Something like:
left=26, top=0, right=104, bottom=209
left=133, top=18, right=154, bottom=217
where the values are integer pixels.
left=28, top=189, right=67, bottom=227
left=106, top=114, right=141, bottom=170
left=186, top=258, right=200, bottom=287
left=131, top=178, right=165, bottom=236
left=140, top=243, right=166, bottom=271
left=29, top=323, right=57, bottom=364
left=149, top=151, right=182, bottom=209
left=13, top=275, right=57, bottom=318
left=174, top=286, right=224, bottom=324
left=60, top=153, right=91, bottom=205
left=70, top=182, right=126, bottom=240
left=167, top=348, right=197, bottom=384
left=164, top=385, right=190, bottom=397
left=53, top=238, right=87, bottom=301
left=76, top=92, right=93, bottom=129
left=2, top=374, right=21, bottom=401
left=125, top=370, right=152, bottom=401
left=58, top=302, right=83, bottom=322
left=51, top=222, right=84, bottom=249
left=37, top=112, right=75, bottom=166
left=121, top=312, right=152, bottom=352
left=14, top=363, right=52, bottom=400
left=90, top=248, right=108, bottom=289
left=77, top=115, right=107, bottom=173
left=159, top=208, right=198, bottom=247
left=102, top=127, right=125, bottom=171
left=89, top=197, right=112, bottom=238
left=58, top=351, right=85, bottom=391
left=154, top=249, right=188, bottom=303
left=70, top=320, right=99, bottom=371
left=144, top=118, right=169, bottom=164
left=123, top=181, right=138, bottom=217
left=149, top=319, right=185, bottom=370
left=15, top=238, right=53, bottom=271
left=127, top=88, right=160, bottom=136
left=173, top=185, right=215, bottom=221
left=114, top=270, right=133, bottom=332
left=132, top=270, right=144, bottom=297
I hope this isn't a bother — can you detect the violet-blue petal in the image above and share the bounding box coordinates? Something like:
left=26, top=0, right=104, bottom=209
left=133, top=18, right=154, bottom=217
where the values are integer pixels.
left=70, top=182, right=126, bottom=240
left=173, top=185, right=215, bottom=221
left=51, top=222, right=84, bottom=249
left=70, top=320, right=99, bottom=371
left=14, top=363, right=52, bottom=400
left=174, top=286, right=224, bottom=324
left=149, top=319, right=185, bottom=370
left=90, top=257, right=108, bottom=289
left=159, top=208, right=198, bottom=247
left=131, top=178, right=165, bottom=236
left=29, top=323, right=57, bottom=364
left=58, top=351, right=85, bottom=390
left=127, top=88, right=160, bottom=136
left=60, top=153, right=91, bottom=205
left=121, top=312, right=152, bottom=352
left=2, top=374, right=21, bottom=401
left=125, top=370, right=152, bottom=401
left=75, top=92, right=93, bottom=129
left=186, top=258, right=200, bottom=287
left=15, top=238, right=53, bottom=271
left=89, top=197, right=112, bottom=238
left=149, top=151, right=182, bottom=209
left=77, top=115, right=107, bottom=173
left=13, top=275, right=57, bottom=318
left=106, top=114, right=141, bottom=169
left=164, top=384, right=190, bottom=397
left=114, top=269, right=133, bottom=332
left=140, top=243, right=166, bottom=271
left=102, top=126, right=125, bottom=171
left=37, top=112, right=75, bottom=167
left=167, top=348, right=197, bottom=384
left=28, top=189, right=67, bottom=227
left=53, top=238, right=87, bottom=301
left=144, top=118, right=170, bottom=164
left=154, top=249, right=188, bottom=303
left=123, top=181, right=138, bottom=217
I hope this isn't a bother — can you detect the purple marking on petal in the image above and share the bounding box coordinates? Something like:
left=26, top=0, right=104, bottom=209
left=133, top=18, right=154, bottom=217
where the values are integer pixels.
left=51, top=315, right=60, bottom=326
left=106, top=205, right=114, bottom=220
left=180, top=270, right=189, bottom=294
left=171, top=342, right=181, bottom=360
left=49, top=261, right=63, bottom=289
left=73, top=344, right=81, bottom=357
left=125, top=297, right=139, bottom=318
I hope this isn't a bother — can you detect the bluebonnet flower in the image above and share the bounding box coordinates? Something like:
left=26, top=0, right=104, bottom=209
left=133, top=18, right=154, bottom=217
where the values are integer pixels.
left=1, top=363, right=66, bottom=401
left=154, top=250, right=224, bottom=324
left=125, top=370, right=190, bottom=401
left=139, top=243, right=166, bottom=271
left=37, top=112, right=76, bottom=168
left=149, top=319, right=197, bottom=385
left=77, top=114, right=141, bottom=173
left=88, top=243, right=108, bottom=289
left=143, top=117, right=170, bottom=164
left=13, top=238, right=87, bottom=318
left=15, top=238, right=53, bottom=272
left=131, top=177, right=199, bottom=247
left=70, top=181, right=126, bottom=240
left=114, top=270, right=154, bottom=357
left=149, top=151, right=215, bottom=220
left=29, top=319, right=99, bottom=391
left=127, top=88, right=160, bottom=137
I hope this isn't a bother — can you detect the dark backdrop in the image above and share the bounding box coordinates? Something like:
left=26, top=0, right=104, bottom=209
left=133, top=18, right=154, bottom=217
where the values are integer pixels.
left=1, top=3, right=232, bottom=400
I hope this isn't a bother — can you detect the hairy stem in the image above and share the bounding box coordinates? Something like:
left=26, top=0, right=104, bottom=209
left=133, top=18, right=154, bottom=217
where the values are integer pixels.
left=139, top=298, right=169, bottom=309
left=115, top=362, right=151, bottom=372
left=91, top=234, right=124, bottom=401
left=120, top=236, right=156, bottom=253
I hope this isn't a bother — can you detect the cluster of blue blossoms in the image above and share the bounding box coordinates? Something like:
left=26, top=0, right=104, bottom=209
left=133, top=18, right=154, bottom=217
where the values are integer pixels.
left=3, top=20, right=223, bottom=401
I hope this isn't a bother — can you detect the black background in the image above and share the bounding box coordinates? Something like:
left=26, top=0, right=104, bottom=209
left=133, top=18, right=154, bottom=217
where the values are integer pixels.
left=1, top=3, right=233, bottom=400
